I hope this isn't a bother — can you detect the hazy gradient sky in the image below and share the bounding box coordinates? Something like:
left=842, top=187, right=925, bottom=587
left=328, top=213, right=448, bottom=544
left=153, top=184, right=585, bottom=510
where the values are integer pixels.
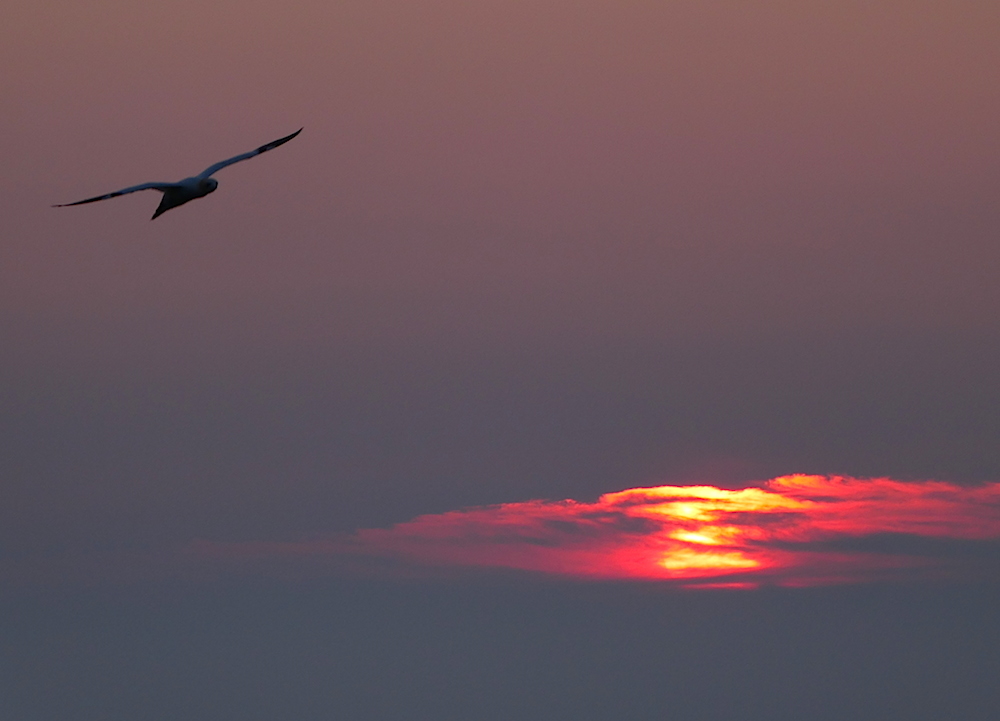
left=2, top=2, right=1000, bottom=718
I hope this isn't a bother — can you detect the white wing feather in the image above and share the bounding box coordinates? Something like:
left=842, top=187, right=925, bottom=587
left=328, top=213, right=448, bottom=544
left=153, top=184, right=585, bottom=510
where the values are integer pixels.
left=197, top=128, right=303, bottom=179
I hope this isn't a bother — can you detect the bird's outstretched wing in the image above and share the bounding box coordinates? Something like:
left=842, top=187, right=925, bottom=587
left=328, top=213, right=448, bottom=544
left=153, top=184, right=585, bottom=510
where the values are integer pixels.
left=53, top=182, right=181, bottom=207
left=197, top=128, right=303, bottom=179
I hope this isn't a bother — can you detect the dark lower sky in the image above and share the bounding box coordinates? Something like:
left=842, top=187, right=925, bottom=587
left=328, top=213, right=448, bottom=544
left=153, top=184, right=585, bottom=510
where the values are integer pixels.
left=4, top=579, right=1000, bottom=721
left=2, top=1, right=1000, bottom=718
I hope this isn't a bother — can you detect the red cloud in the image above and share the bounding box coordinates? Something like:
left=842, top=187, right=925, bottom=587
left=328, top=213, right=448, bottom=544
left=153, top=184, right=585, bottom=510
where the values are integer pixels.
left=194, top=475, right=1000, bottom=587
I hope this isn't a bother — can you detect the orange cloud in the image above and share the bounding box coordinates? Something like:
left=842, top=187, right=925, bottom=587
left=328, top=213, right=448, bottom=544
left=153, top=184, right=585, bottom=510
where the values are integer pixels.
left=195, top=476, right=1000, bottom=587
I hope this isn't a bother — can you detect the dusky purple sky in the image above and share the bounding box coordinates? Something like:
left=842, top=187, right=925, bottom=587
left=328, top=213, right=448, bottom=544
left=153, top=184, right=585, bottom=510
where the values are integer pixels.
left=4, top=0, right=1000, bottom=563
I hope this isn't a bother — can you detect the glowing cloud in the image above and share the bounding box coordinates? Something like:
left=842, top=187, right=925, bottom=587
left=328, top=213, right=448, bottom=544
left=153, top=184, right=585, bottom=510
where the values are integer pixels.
left=195, top=476, right=1000, bottom=587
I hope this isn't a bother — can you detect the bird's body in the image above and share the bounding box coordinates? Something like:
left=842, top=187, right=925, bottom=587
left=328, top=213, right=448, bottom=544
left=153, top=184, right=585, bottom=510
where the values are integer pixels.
left=150, top=177, right=219, bottom=219
left=54, top=129, right=301, bottom=219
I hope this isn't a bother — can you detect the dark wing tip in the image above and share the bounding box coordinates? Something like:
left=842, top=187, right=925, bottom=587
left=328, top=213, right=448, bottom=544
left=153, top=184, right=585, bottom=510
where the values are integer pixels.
left=52, top=192, right=121, bottom=207
left=52, top=199, right=92, bottom=207
left=257, top=127, right=303, bottom=154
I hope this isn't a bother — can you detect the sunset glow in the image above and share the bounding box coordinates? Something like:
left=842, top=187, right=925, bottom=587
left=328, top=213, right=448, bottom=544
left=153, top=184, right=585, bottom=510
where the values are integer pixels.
left=199, top=475, right=1000, bottom=587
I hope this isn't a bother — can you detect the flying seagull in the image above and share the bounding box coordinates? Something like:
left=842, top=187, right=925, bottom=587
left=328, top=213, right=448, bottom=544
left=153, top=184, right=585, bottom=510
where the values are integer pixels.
left=54, top=128, right=303, bottom=220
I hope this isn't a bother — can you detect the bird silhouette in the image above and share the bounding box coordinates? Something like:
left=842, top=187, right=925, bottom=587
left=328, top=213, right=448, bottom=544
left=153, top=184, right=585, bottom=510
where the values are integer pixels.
left=54, top=128, right=302, bottom=219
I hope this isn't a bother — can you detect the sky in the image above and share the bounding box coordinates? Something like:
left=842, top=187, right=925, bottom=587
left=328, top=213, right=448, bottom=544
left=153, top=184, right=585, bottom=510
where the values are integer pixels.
left=2, top=1, right=1000, bottom=719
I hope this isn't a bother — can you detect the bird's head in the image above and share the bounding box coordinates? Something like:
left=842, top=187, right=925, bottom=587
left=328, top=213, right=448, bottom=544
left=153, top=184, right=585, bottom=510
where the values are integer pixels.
left=201, top=178, right=219, bottom=194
